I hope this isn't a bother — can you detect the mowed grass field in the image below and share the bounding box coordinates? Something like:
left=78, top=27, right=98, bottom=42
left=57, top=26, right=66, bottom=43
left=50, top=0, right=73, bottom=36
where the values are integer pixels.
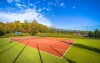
left=0, top=37, right=100, bottom=63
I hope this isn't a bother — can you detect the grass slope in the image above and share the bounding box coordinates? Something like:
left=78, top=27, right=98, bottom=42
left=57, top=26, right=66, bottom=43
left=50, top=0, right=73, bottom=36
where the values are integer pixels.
left=64, top=39, right=100, bottom=63
left=0, top=38, right=100, bottom=63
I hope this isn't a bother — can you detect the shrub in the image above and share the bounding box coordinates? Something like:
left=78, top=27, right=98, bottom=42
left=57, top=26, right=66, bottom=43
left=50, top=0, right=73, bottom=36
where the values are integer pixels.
left=36, top=32, right=84, bottom=39
left=4, top=33, right=31, bottom=37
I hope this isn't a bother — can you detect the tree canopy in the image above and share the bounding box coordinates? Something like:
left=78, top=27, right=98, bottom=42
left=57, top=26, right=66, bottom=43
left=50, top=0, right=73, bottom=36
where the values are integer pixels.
left=0, top=20, right=49, bottom=36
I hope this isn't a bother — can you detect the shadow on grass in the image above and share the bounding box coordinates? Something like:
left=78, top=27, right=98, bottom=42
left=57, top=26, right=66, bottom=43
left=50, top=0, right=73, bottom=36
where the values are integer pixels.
left=0, top=42, right=12, bottom=47
left=60, top=41, right=100, bottom=54
left=73, top=44, right=100, bottom=54
left=49, top=45, right=76, bottom=63
left=0, top=41, right=23, bottom=54
left=36, top=43, right=43, bottom=63
left=13, top=41, right=29, bottom=63
left=0, top=42, right=19, bottom=54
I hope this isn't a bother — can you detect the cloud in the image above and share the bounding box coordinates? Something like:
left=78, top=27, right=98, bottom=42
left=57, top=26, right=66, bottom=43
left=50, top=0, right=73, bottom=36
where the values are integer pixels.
left=7, top=0, right=13, bottom=3
left=38, top=8, right=42, bottom=12
left=72, top=6, right=76, bottom=9
left=7, top=0, right=20, bottom=3
left=16, top=3, right=22, bottom=7
left=16, top=3, right=26, bottom=8
left=52, top=15, right=55, bottom=16
left=0, top=9, right=52, bottom=26
left=60, top=3, right=64, bottom=7
left=30, top=3, right=33, bottom=6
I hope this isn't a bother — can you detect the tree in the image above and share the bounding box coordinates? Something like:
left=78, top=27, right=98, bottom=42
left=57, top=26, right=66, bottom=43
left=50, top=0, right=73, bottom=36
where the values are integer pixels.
left=21, top=20, right=29, bottom=33
left=13, top=21, right=21, bottom=32
left=98, top=31, right=100, bottom=38
left=94, top=29, right=99, bottom=38
left=49, top=27, right=57, bottom=33
left=0, top=19, right=49, bottom=36
left=0, top=22, right=4, bottom=36
left=5, top=22, right=14, bottom=33
left=0, top=22, right=3, bottom=32
left=38, top=24, right=49, bottom=33
left=88, top=31, right=93, bottom=37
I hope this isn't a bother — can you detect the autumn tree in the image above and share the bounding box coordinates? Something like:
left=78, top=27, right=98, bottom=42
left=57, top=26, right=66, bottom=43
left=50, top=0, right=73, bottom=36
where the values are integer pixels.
left=4, top=22, right=14, bottom=33
left=0, top=19, right=49, bottom=36
left=13, top=21, right=21, bottom=32
left=0, top=22, right=4, bottom=36
left=21, top=20, right=29, bottom=33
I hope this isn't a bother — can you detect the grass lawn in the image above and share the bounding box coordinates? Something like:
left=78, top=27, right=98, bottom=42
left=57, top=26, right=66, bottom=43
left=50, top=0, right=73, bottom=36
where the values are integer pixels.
left=0, top=37, right=100, bottom=63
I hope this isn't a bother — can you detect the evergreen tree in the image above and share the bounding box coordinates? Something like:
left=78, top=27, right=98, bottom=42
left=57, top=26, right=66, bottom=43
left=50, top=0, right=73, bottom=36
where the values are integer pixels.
left=94, top=29, right=99, bottom=38
left=88, top=31, right=93, bottom=37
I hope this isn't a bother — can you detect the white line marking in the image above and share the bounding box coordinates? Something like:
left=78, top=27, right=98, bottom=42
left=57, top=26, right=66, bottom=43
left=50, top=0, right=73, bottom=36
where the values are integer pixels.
left=34, top=43, right=66, bottom=52
left=11, top=37, right=75, bottom=59
left=61, top=40, right=76, bottom=59
left=12, top=40, right=61, bottom=59
left=27, top=45, right=61, bottom=59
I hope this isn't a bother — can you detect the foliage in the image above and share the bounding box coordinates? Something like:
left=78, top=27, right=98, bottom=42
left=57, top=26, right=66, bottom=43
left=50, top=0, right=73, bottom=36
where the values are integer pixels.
left=88, top=29, right=100, bottom=38
left=0, top=22, right=4, bottom=36
left=4, top=33, right=31, bottom=37
left=88, top=31, right=94, bottom=37
left=36, top=32, right=84, bottom=39
left=0, top=20, right=100, bottom=38
left=94, top=29, right=100, bottom=38
left=0, top=20, right=49, bottom=36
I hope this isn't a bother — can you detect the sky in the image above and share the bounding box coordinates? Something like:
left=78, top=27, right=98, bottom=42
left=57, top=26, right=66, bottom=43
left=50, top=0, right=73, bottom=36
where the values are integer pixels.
left=0, top=0, right=100, bottom=29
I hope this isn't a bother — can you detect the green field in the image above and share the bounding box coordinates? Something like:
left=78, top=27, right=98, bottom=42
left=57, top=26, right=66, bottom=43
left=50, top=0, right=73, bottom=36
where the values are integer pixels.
left=0, top=37, right=100, bottom=63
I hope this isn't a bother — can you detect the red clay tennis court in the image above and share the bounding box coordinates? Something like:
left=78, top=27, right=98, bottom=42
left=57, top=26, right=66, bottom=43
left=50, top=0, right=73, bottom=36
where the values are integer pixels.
left=10, top=37, right=74, bottom=58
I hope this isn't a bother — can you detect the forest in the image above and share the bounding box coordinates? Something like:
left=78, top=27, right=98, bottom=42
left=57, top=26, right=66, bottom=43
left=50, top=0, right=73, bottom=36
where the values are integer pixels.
left=0, top=20, right=49, bottom=35
left=0, top=20, right=100, bottom=38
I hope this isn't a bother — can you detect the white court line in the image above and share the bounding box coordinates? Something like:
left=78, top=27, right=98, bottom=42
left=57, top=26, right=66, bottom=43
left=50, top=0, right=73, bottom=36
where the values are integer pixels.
left=61, top=40, right=76, bottom=59
left=26, top=44, right=61, bottom=59
left=17, top=41, right=61, bottom=59
left=35, top=40, right=76, bottom=59
left=27, top=40, right=75, bottom=59
left=29, top=42, right=63, bottom=58
left=11, top=37, right=75, bottom=59
left=11, top=39, right=61, bottom=59
left=34, top=43, right=66, bottom=52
